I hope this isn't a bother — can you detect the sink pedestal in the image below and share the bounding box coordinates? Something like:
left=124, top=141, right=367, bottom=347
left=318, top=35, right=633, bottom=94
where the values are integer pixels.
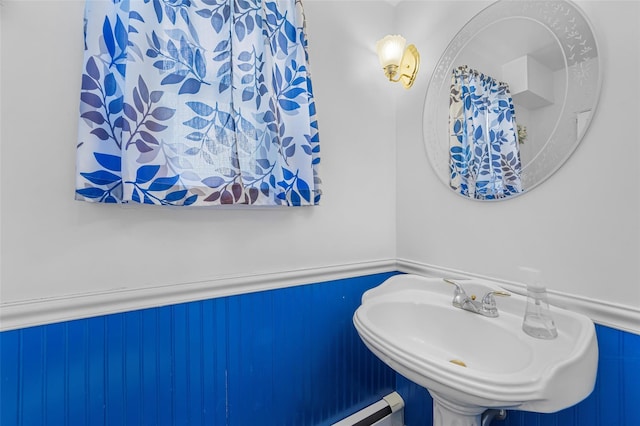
left=431, top=393, right=485, bottom=426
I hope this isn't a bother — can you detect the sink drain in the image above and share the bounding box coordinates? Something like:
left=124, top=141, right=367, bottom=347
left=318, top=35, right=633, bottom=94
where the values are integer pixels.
left=449, top=359, right=467, bottom=367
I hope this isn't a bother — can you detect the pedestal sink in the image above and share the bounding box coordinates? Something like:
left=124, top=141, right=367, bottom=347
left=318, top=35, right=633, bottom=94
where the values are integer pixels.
left=353, top=274, right=598, bottom=426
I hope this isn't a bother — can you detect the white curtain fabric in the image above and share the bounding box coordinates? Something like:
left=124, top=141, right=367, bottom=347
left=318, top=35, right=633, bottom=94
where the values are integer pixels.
left=76, top=0, right=321, bottom=206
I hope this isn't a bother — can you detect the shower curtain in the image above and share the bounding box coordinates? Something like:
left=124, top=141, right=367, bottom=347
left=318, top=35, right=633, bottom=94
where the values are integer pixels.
left=449, top=66, right=522, bottom=199
left=75, top=0, right=321, bottom=206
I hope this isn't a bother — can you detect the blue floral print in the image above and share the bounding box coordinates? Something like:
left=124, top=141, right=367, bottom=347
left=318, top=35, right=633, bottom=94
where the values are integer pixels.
left=76, top=0, right=321, bottom=206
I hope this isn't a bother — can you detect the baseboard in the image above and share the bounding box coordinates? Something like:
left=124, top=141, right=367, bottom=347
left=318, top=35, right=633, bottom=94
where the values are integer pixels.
left=332, top=392, right=404, bottom=426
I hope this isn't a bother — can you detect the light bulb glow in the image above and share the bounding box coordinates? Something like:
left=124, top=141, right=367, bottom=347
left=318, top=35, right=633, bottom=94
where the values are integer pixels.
left=376, top=35, right=406, bottom=68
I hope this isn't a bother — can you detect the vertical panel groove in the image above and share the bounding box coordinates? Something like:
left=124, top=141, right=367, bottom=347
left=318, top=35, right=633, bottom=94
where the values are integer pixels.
left=64, top=323, right=69, bottom=425
left=186, top=305, right=191, bottom=426
left=199, top=302, right=205, bottom=426
left=103, top=318, right=109, bottom=426
left=122, top=315, right=128, bottom=426
left=18, top=330, right=24, bottom=426
left=138, top=312, right=144, bottom=426
left=617, top=327, right=623, bottom=425
left=84, top=321, right=90, bottom=426
left=155, top=309, right=161, bottom=426
left=41, top=327, right=46, bottom=424
left=170, top=306, right=175, bottom=426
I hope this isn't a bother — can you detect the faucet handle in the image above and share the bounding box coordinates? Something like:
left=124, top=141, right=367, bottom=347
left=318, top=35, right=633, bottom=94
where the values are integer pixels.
left=483, top=290, right=511, bottom=299
left=443, top=278, right=470, bottom=308
left=481, top=290, right=510, bottom=312
left=443, top=278, right=465, bottom=290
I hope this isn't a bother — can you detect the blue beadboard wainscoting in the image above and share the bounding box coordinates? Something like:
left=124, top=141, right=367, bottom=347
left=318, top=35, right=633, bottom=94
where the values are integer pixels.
left=1, top=272, right=639, bottom=426
left=0, top=273, right=397, bottom=426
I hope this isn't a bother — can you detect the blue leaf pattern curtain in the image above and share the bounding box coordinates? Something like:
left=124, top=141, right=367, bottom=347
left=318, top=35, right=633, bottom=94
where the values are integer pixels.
left=449, top=66, right=522, bottom=200
left=76, top=0, right=321, bottom=206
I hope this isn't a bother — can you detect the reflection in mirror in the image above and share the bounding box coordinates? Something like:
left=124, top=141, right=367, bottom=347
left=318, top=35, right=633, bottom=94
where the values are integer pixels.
left=424, top=0, right=601, bottom=201
left=456, top=17, right=565, bottom=178
left=449, top=65, right=523, bottom=199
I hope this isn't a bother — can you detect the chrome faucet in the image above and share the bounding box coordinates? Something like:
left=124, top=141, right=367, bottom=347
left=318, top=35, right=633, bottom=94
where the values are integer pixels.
left=444, top=279, right=510, bottom=318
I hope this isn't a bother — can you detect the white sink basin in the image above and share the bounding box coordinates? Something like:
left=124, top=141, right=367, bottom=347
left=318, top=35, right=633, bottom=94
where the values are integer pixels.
left=353, top=274, right=598, bottom=424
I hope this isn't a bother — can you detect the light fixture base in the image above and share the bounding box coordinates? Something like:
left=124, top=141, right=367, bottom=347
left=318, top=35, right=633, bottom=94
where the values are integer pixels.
left=398, top=44, right=419, bottom=89
left=384, top=64, right=399, bottom=81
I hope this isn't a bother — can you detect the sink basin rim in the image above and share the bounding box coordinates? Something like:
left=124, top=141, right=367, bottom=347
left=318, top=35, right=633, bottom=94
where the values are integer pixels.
left=353, top=274, right=598, bottom=412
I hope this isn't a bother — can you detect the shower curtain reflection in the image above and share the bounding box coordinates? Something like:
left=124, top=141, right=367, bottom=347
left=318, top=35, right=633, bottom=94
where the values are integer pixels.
left=449, top=66, right=523, bottom=200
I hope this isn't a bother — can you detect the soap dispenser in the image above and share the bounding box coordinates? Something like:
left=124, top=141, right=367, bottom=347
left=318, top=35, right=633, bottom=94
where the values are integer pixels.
left=520, top=267, right=558, bottom=339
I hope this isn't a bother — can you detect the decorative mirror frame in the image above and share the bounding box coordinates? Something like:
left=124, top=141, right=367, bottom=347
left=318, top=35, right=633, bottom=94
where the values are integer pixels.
left=423, top=0, right=602, bottom=201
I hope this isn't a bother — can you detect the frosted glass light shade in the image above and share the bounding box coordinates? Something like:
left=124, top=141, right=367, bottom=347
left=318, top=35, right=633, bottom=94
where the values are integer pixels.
left=376, top=35, right=406, bottom=68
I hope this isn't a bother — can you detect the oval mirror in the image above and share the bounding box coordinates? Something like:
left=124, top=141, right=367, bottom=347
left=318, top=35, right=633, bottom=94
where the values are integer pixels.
left=423, top=0, right=601, bottom=201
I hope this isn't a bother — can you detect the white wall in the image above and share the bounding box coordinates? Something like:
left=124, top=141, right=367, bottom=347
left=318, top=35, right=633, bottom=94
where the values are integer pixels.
left=396, top=1, right=640, bottom=316
left=2, top=0, right=638, bottom=332
left=0, top=1, right=397, bottom=309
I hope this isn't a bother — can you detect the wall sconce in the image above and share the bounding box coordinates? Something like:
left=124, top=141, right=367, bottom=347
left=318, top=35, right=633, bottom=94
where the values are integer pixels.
left=376, top=35, right=420, bottom=89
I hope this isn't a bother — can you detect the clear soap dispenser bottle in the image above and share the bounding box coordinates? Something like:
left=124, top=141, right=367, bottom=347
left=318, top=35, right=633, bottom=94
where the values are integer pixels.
left=520, top=267, right=558, bottom=339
